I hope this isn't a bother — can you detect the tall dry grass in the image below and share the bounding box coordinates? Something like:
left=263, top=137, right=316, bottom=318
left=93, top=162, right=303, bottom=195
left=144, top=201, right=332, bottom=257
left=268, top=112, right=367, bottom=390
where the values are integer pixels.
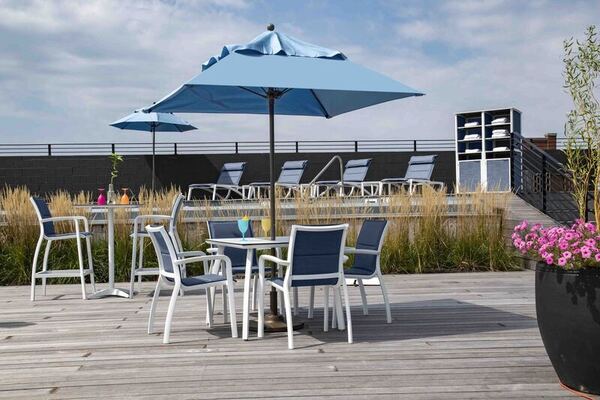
left=0, top=185, right=518, bottom=286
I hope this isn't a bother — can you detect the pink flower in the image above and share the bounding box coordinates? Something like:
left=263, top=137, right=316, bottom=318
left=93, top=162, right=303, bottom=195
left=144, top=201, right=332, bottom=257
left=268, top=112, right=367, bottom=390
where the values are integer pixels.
left=582, top=247, right=592, bottom=259
left=585, top=238, right=596, bottom=247
left=563, top=251, right=572, bottom=259
left=565, top=232, right=575, bottom=241
left=558, top=257, right=567, bottom=266
left=545, top=255, right=554, bottom=265
left=558, top=240, right=569, bottom=250
left=595, top=253, right=600, bottom=262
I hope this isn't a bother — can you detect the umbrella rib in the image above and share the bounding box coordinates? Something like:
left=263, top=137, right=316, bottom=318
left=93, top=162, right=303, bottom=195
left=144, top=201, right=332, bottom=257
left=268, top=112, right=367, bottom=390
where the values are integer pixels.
left=309, top=89, right=330, bottom=118
left=239, top=86, right=267, bottom=99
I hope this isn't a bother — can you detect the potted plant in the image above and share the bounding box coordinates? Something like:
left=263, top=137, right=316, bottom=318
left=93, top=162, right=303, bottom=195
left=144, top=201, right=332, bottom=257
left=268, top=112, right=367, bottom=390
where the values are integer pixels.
left=512, top=220, right=600, bottom=394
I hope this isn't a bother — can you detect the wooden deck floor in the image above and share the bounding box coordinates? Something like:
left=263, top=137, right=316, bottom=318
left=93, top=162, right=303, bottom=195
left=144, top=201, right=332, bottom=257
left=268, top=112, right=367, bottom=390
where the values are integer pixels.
left=0, top=272, right=579, bottom=399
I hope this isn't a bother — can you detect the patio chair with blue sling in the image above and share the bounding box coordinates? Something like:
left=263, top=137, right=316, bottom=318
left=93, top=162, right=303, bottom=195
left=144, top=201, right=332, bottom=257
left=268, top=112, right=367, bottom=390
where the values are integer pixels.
left=130, top=194, right=202, bottom=297
left=245, top=160, right=308, bottom=199
left=257, top=224, right=352, bottom=349
left=381, top=155, right=444, bottom=195
left=331, top=220, right=392, bottom=327
left=187, top=162, right=247, bottom=201
left=29, top=197, right=95, bottom=301
left=145, top=224, right=237, bottom=344
left=312, top=158, right=375, bottom=197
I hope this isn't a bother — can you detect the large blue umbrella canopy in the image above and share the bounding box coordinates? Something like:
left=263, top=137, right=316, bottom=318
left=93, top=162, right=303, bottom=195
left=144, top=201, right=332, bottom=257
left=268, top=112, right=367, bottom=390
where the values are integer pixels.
left=144, top=26, right=423, bottom=328
left=146, top=29, right=423, bottom=117
left=110, top=111, right=196, bottom=191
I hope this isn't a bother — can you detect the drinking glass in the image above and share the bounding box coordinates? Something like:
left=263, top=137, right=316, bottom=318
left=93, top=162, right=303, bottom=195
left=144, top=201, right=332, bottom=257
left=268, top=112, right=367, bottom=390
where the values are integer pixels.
left=261, top=217, right=271, bottom=237
left=120, top=188, right=130, bottom=205
left=237, top=218, right=249, bottom=240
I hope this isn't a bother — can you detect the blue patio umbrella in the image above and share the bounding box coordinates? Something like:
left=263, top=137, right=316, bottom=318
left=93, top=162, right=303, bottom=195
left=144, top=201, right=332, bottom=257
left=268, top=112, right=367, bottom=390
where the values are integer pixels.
left=144, top=25, right=423, bottom=329
left=110, top=111, right=196, bottom=191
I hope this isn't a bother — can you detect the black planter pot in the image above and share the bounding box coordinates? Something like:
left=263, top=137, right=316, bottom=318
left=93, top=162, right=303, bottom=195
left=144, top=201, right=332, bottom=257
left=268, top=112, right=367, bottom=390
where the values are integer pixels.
left=535, top=263, right=600, bottom=394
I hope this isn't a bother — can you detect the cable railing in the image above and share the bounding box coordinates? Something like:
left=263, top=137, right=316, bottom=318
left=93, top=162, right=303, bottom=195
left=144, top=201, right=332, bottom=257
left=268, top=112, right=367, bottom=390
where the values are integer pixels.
left=511, top=132, right=582, bottom=225
left=0, top=139, right=457, bottom=157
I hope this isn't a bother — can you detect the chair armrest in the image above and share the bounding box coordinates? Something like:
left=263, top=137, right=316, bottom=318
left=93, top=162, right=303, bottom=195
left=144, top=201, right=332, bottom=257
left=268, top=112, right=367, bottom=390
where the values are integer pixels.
left=41, top=216, right=89, bottom=231
left=206, top=247, right=218, bottom=254
left=344, top=247, right=379, bottom=255
left=177, top=250, right=207, bottom=258
left=134, top=214, right=171, bottom=223
left=174, top=254, right=228, bottom=266
left=259, top=254, right=289, bottom=266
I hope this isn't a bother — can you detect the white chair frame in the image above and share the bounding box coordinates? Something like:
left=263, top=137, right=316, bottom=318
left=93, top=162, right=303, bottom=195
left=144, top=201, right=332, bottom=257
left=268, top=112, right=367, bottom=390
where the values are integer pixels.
left=257, top=224, right=352, bottom=349
left=145, top=225, right=238, bottom=344
left=129, top=194, right=185, bottom=297
left=30, top=197, right=95, bottom=301
left=310, top=221, right=392, bottom=324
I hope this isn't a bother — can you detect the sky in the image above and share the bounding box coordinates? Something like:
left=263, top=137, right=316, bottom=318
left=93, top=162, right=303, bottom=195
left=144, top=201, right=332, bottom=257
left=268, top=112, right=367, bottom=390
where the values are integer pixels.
left=0, top=0, right=598, bottom=145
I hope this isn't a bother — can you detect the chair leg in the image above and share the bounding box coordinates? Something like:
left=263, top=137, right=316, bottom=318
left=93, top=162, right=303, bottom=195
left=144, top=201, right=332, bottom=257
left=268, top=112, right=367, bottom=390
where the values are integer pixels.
left=323, top=286, right=329, bottom=332
left=148, top=278, right=162, bottom=334
left=76, top=236, right=86, bottom=300
left=358, top=279, right=368, bottom=315
left=293, top=287, right=298, bottom=316
left=163, top=283, right=181, bottom=344
left=333, top=286, right=345, bottom=331
left=257, top=270, right=265, bottom=338
left=129, top=232, right=138, bottom=298
left=251, top=274, right=258, bottom=311
left=308, top=286, right=315, bottom=318
left=42, top=240, right=52, bottom=296
left=225, top=282, right=238, bottom=339
left=377, top=272, right=392, bottom=324
left=341, top=282, right=353, bottom=344
left=86, top=237, right=95, bottom=293
left=31, top=236, right=43, bottom=301
left=206, top=287, right=213, bottom=328
left=283, top=288, right=294, bottom=350
left=222, top=287, right=228, bottom=324
left=137, top=237, right=144, bottom=291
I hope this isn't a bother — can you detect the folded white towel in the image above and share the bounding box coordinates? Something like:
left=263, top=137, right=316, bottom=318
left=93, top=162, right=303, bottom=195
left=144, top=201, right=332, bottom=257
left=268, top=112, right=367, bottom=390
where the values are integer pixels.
left=492, top=129, right=508, bottom=135
left=463, top=134, right=480, bottom=140
left=493, top=146, right=509, bottom=152
left=491, top=117, right=508, bottom=124
left=465, top=148, right=480, bottom=153
left=464, top=121, right=479, bottom=128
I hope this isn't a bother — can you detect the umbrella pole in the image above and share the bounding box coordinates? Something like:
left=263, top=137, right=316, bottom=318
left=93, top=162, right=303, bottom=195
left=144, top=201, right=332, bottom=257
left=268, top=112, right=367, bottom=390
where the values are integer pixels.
left=151, top=126, right=156, bottom=192
left=262, top=90, right=303, bottom=333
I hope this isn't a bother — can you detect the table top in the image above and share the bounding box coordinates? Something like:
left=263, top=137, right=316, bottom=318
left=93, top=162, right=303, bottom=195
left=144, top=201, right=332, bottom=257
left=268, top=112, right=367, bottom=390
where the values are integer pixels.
left=74, top=203, right=143, bottom=209
left=206, top=236, right=290, bottom=250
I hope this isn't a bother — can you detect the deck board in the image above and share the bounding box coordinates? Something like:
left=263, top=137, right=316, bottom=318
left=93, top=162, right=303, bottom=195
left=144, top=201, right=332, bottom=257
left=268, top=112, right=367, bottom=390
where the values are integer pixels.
left=0, top=272, right=580, bottom=399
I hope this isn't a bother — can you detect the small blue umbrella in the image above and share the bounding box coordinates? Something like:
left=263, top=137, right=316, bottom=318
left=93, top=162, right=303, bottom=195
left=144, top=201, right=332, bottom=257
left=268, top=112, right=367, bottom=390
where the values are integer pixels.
left=144, top=25, right=423, bottom=329
left=110, top=111, right=196, bottom=191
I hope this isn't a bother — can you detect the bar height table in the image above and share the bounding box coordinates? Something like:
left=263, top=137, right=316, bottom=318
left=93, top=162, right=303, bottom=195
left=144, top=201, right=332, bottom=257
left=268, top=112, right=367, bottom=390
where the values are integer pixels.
left=76, top=203, right=141, bottom=299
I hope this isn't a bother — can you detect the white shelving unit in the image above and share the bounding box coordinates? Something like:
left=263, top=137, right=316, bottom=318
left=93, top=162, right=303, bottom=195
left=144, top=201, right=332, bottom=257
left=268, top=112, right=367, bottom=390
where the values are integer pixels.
left=455, top=108, right=521, bottom=192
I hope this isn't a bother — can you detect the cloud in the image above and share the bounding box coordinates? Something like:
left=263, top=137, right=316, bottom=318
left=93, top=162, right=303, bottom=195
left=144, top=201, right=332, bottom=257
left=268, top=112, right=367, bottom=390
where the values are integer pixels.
left=0, top=0, right=597, bottom=145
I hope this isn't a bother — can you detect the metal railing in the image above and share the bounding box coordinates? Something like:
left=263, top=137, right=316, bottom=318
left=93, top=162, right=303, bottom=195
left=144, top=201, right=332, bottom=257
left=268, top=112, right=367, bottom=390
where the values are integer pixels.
left=0, top=139, right=456, bottom=156
left=511, top=132, right=582, bottom=225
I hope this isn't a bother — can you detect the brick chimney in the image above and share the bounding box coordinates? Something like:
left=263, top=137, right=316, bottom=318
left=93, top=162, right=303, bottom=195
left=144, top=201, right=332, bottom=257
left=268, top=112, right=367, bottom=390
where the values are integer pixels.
left=545, top=133, right=557, bottom=150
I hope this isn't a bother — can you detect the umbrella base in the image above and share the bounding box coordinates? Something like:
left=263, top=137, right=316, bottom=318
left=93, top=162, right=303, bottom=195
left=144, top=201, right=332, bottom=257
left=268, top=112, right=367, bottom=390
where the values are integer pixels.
left=249, top=313, right=304, bottom=333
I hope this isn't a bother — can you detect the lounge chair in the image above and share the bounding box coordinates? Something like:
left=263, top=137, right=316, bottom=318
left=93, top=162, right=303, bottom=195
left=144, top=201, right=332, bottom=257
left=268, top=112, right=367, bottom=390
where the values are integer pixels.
left=245, top=160, right=308, bottom=199
left=145, top=225, right=237, bottom=344
left=29, top=197, right=95, bottom=300
left=381, top=155, right=444, bottom=195
left=257, top=224, right=352, bottom=349
left=312, top=158, right=374, bottom=197
left=187, top=162, right=246, bottom=200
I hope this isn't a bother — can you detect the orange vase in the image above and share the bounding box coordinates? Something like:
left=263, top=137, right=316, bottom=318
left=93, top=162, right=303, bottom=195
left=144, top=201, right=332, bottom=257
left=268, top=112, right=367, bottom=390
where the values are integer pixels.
left=120, top=188, right=130, bottom=205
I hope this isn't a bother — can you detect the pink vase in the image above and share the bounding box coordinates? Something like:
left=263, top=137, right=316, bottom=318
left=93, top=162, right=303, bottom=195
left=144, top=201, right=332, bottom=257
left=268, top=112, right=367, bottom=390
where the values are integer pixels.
left=97, top=188, right=106, bottom=205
